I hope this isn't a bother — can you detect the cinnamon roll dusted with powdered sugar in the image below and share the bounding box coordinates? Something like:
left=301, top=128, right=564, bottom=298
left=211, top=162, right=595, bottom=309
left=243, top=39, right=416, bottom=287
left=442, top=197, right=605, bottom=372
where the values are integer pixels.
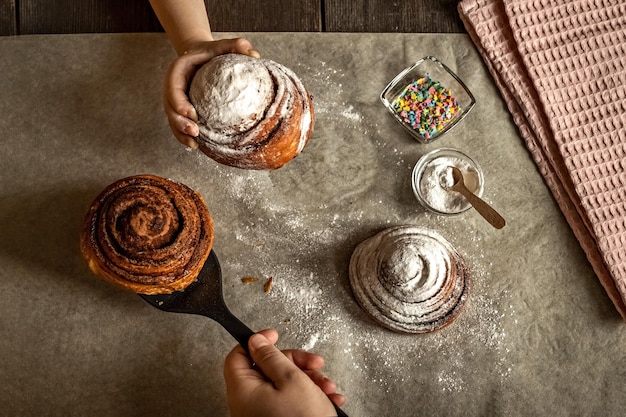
left=80, top=175, right=214, bottom=295
left=349, top=226, right=469, bottom=333
left=189, top=53, right=314, bottom=170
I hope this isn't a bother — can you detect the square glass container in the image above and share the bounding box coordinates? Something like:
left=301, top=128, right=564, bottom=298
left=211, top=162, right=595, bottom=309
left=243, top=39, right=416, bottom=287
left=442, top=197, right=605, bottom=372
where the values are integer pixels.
left=380, top=56, right=476, bottom=143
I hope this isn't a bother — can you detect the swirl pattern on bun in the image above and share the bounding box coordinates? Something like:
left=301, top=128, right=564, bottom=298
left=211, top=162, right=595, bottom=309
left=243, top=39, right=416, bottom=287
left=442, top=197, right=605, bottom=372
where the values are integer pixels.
left=80, top=175, right=214, bottom=295
left=349, top=226, right=469, bottom=333
left=189, top=53, right=314, bottom=170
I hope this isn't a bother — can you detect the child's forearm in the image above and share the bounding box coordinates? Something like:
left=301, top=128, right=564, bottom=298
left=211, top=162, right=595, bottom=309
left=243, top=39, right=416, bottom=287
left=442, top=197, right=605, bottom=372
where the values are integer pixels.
left=149, top=0, right=214, bottom=55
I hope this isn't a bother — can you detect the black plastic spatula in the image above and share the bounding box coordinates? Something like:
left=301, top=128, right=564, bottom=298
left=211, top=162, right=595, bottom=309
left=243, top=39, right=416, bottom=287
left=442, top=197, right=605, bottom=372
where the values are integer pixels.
left=140, top=250, right=255, bottom=350
left=139, top=250, right=348, bottom=416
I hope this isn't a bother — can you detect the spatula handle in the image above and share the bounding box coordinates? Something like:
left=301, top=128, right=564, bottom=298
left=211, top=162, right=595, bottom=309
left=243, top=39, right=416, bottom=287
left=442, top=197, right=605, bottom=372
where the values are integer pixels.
left=334, top=404, right=349, bottom=416
left=214, top=309, right=255, bottom=352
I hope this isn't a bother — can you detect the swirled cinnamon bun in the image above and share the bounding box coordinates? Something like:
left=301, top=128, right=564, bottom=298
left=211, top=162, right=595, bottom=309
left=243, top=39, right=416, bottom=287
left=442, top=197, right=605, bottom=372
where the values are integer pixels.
left=80, top=175, right=214, bottom=295
left=189, top=53, right=314, bottom=170
left=349, top=226, right=469, bottom=334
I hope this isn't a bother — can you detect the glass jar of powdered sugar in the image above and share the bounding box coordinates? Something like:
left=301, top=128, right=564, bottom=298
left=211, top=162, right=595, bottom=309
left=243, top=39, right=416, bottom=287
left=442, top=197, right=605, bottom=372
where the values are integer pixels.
left=411, top=148, right=484, bottom=215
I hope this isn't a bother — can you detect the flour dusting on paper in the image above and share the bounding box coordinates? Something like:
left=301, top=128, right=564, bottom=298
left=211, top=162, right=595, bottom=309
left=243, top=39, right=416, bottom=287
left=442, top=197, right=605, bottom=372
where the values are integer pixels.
left=199, top=60, right=515, bottom=395
left=296, top=62, right=371, bottom=135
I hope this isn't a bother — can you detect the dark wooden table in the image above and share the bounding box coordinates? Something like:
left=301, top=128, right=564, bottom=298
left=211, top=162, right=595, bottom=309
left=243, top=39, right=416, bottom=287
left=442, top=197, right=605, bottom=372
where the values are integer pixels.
left=0, top=0, right=465, bottom=36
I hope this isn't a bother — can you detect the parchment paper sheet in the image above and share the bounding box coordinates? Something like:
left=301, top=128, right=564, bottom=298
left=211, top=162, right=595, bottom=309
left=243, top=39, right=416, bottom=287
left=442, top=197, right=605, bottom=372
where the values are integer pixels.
left=0, top=33, right=624, bottom=417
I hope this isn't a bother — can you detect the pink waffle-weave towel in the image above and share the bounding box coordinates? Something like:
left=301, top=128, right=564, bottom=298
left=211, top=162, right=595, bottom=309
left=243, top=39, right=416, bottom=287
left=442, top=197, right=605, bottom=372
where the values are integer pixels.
left=458, top=0, right=626, bottom=319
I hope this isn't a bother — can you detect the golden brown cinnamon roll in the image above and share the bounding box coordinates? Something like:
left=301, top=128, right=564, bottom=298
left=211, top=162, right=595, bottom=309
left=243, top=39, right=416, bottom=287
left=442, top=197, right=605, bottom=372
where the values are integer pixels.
left=80, top=175, right=214, bottom=295
left=349, top=226, right=469, bottom=333
left=189, top=53, right=314, bottom=170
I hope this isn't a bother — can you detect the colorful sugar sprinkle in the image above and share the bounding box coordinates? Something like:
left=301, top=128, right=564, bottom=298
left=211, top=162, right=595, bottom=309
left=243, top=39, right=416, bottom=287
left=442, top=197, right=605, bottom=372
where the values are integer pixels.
left=392, top=75, right=460, bottom=140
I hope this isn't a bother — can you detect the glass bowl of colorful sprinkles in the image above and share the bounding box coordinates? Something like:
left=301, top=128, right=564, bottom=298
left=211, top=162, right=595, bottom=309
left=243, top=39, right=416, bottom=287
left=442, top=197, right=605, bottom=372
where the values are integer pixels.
left=380, top=56, right=476, bottom=143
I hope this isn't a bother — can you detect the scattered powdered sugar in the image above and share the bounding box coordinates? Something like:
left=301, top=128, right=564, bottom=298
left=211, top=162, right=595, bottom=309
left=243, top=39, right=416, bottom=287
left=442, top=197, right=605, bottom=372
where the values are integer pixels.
left=341, top=105, right=364, bottom=123
left=296, top=61, right=374, bottom=136
left=302, top=332, right=320, bottom=351
left=275, top=272, right=325, bottom=315
left=328, top=260, right=515, bottom=395
left=217, top=171, right=515, bottom=394
left=437, top=370, right=464, bottom=393
left=200, top=59, right=514, bottom=398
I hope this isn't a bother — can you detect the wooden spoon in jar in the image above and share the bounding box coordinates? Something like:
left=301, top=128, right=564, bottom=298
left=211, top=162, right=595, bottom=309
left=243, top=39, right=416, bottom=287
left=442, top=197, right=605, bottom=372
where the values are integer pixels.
left=449, top=166, right=506, bottom=229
